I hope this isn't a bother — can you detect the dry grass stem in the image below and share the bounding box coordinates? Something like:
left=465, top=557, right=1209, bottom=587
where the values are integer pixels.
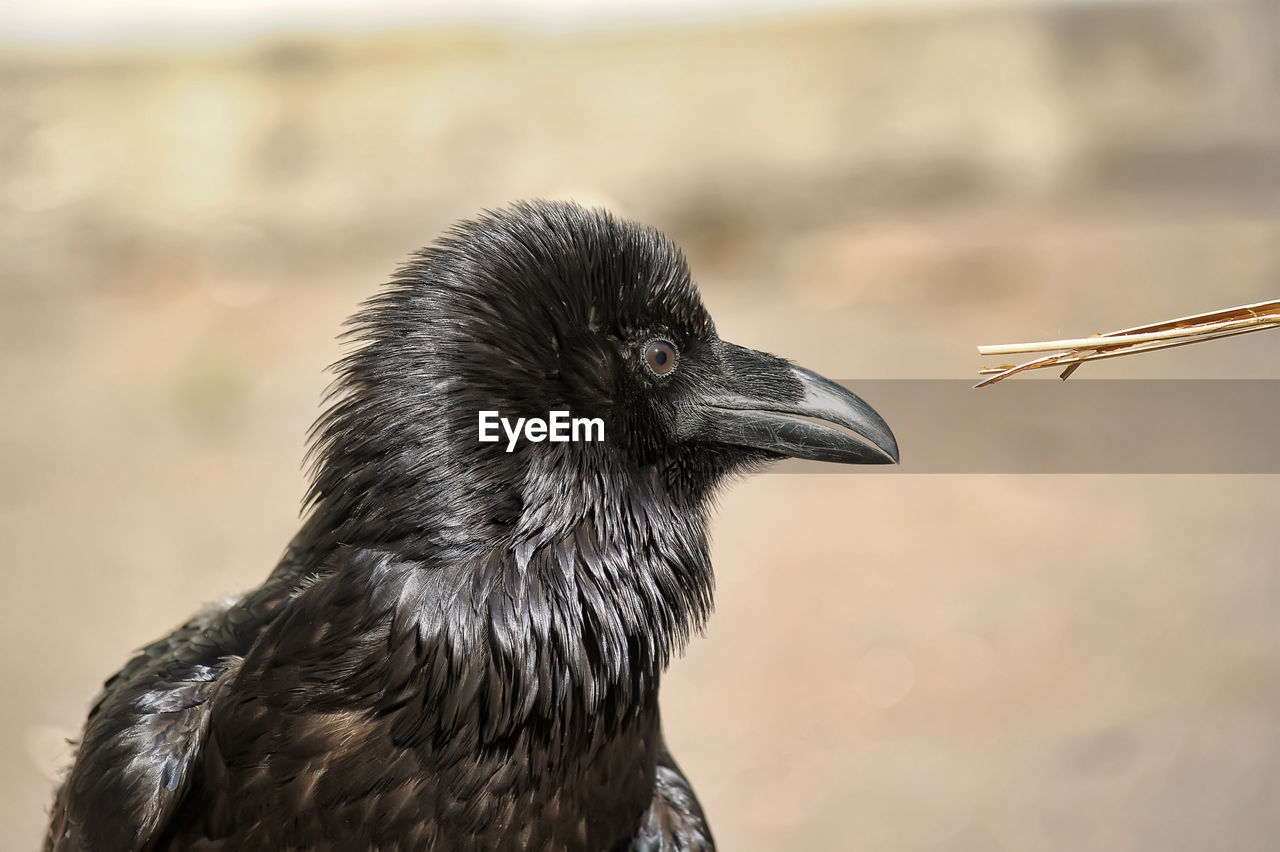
left=975, top=299, right=1280, bottom=388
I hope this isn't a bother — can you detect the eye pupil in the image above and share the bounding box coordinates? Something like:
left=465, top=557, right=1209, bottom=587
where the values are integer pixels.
left=643, top=339, right=679, bottom=376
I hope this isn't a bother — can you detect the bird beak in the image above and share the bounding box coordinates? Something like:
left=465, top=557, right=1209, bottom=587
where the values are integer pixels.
left=688, top=342, right=899, bottom=465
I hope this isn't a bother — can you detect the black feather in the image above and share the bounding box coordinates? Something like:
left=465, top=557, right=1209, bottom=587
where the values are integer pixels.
left=47, top=200, right=887, bottom=850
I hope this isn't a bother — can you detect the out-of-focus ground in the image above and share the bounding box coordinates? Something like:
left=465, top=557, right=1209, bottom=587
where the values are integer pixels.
left=4, top=1, right=1280, bottom=849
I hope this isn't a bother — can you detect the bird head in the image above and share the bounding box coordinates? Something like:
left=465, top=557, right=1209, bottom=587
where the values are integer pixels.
left=305, top=201, right=897, bottom=561
left=297, top=201, right=900, bottom=732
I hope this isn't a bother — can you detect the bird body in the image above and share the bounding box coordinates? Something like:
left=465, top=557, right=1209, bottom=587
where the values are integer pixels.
left=47, top=202, right=897, bottom=851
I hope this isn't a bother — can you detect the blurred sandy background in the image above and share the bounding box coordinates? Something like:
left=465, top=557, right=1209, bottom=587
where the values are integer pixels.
left=4, top=0, right=1280, bottom=849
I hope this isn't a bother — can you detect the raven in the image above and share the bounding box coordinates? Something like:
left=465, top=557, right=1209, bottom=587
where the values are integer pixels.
left=46, top=201, right=898, bottom=851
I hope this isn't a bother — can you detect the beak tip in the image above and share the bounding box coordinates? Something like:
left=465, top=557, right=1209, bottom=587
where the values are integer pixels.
left=865, top=435, right=899, bottom=465
left=882, top=432, right=901, bottom=465
left=795, top=367, right=899, bottom=466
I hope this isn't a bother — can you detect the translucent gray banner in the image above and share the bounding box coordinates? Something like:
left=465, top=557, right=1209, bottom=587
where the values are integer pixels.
left=774, top=380, right=1280, bottom=474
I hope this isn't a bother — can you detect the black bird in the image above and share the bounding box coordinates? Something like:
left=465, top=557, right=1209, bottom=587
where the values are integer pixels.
left=46, top=201, right=898, bottom=851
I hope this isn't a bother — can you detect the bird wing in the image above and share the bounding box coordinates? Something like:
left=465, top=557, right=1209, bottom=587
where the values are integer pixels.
left=626, top=742, right=716, bottom=852
left=45, top=579, right=292, bottom=852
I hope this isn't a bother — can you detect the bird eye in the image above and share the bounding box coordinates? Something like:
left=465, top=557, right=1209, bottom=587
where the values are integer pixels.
left=642, top=338, right=679, bottom=377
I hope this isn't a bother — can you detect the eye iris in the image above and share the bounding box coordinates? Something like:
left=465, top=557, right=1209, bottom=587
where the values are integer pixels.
left=644, top=339, right=678, bottom=376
